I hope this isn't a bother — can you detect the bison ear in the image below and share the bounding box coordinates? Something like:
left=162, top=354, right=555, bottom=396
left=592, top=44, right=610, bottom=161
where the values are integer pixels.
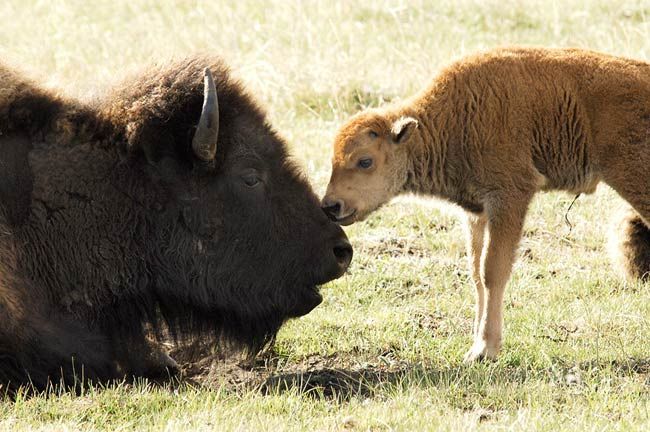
left=390, top=117, right=418, bottom=144
left=191, top=68, right=219, bottom=162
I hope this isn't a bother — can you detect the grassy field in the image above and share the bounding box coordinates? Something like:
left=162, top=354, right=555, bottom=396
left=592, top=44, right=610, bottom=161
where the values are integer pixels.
left=1, top=0, right=649, bottom=430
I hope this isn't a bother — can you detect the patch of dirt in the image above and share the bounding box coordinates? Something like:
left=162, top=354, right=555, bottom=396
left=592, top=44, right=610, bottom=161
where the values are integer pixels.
left=260, top=365, right=386, bottom=399
left=165, top=343, right=412, bottom=399
left=167, top=341, right=265, bottom=389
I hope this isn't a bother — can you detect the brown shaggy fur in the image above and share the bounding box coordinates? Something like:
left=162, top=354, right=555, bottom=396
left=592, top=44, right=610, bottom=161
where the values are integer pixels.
left=322, top=47, right=650, bottom=361
left=1, top=56, right=352, bottom=394
left=610, top=207, right=650, bottom=281
left=0, top=56, right=245, bottom=157
left=0, top=63, right=94, bottom=144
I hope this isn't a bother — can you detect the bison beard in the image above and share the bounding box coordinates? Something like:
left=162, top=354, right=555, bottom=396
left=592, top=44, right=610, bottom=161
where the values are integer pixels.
left=0, top=57, right=351, bottom=395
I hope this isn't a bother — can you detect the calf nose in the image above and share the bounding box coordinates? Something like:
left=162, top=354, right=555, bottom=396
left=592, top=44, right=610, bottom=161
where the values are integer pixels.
left=322, top=197, right=344, bottom=221
left=332, top=236, right=353, bottom=273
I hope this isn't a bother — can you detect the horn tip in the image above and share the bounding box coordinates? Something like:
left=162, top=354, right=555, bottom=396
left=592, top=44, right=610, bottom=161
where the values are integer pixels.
left=203, top=67, right=213, bottom=81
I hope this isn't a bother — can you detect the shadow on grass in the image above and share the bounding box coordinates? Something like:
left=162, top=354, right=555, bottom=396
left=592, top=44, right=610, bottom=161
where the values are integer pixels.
left=258, top=362, right=500, bottom=400
left=261, top=365, right=400, bottom=399
left=258, top=356, right=650, bottom=400
left=3, top=356, right=648, bottom=402
left=576, top=357, right=650, bottom=376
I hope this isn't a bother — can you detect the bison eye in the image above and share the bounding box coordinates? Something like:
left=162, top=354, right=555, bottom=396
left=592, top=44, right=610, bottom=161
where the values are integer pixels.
left=369, top=131, right=378, bottom=138
left=242, top=173, right=261, bottom=187
left=357, top=158, right=373, bottom=169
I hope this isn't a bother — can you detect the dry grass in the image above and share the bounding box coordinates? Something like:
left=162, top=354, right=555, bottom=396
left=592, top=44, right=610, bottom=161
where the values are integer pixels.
left=1, top=1, right=649, bottom=430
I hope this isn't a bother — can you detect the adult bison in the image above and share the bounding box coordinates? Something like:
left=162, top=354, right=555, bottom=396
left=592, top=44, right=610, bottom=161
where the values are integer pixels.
left=0, top=56, right=352, bottom=394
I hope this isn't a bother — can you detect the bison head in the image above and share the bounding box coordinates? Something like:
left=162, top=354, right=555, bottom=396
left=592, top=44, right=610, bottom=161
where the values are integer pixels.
left=114, top=63, right=352, bottom=352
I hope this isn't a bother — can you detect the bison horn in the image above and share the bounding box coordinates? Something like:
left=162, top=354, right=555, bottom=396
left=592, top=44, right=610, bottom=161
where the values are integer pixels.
left=192, top=68, right=219, bottom=161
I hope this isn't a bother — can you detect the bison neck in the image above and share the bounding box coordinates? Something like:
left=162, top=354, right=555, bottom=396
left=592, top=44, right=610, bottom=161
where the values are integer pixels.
left=11, top=145, right=283, bottom=352
left=17, top=148, right=152, bottom=314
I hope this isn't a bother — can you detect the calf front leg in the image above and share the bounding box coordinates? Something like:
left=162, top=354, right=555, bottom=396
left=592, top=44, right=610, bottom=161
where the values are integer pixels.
left=464, top=197, right=530, bottom=362
left=464, top=212, right=487, bottom=338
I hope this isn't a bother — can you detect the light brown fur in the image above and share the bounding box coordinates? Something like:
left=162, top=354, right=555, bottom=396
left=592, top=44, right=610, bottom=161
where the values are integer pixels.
left=322, top=47, right=650, bottom=361
left=609, top=206, right=650, bottom=281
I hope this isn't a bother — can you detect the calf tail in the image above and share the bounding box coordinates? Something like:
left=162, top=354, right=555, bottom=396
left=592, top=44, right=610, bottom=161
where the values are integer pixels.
left=609, top=206, right=650, bottom=281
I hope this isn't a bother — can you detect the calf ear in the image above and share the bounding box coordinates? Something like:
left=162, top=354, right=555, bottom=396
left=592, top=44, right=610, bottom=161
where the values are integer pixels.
left=390, top=117, right=418, bottom=144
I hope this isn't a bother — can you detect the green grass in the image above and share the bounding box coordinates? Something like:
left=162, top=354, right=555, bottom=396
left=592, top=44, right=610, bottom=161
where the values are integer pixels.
left=1, top=0, right=649, bottom=430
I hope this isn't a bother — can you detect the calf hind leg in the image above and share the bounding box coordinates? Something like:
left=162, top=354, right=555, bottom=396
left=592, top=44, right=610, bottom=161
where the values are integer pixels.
left=611, top=208, right=650, bottom=280
left=603, top=161, right=650, bottom=281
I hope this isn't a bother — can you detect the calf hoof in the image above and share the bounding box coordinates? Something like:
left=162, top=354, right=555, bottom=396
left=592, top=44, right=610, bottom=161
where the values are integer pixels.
left=463, top=340, right=500, bottom=363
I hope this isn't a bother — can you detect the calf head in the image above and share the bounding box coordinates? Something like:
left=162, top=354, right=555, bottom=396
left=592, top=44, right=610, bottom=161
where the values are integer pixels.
left=322, top=110, right=418, bottom=225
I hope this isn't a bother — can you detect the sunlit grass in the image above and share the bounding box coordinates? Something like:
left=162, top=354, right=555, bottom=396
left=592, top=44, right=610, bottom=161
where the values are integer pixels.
left=1, top=0, right=649, bottom=430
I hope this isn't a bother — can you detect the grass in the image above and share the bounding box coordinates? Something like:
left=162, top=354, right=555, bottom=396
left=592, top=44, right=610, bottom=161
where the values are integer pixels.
left=1, top=0, right=649, bottom=430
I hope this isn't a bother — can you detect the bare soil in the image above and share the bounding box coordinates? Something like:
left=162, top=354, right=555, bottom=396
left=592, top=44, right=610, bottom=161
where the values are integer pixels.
left=165, top=341, right=415, bottom=400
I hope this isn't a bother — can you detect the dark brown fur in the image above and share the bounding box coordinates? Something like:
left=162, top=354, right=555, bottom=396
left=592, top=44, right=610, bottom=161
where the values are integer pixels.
left=0, top=56, right=351, bottom=395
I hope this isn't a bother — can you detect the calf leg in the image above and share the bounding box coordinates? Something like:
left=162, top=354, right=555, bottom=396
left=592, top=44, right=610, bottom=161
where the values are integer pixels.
left=464, top=196, right=530, bottom=362
left=464, top=212, right=487, bottom=338
left=606, top=184, right=650, bottom=229
left=602, top=155, right=650, bottom=280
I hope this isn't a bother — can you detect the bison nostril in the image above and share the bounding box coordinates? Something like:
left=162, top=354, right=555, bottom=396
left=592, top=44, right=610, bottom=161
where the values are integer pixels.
left=333, top=238, right=353, bottom=271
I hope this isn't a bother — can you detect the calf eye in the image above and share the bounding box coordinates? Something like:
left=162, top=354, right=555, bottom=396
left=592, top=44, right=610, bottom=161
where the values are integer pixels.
left=357, top=158, right=373, bottom=169
left=242, top=174, right=261, bottom=187
left=369, top=131, right=378, bottom=138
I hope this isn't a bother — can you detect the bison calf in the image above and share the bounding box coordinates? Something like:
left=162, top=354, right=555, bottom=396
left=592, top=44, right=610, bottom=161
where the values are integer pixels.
left=0, top=56, right=352, bottom=394
left=322, top=47, right=650, bottom=362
